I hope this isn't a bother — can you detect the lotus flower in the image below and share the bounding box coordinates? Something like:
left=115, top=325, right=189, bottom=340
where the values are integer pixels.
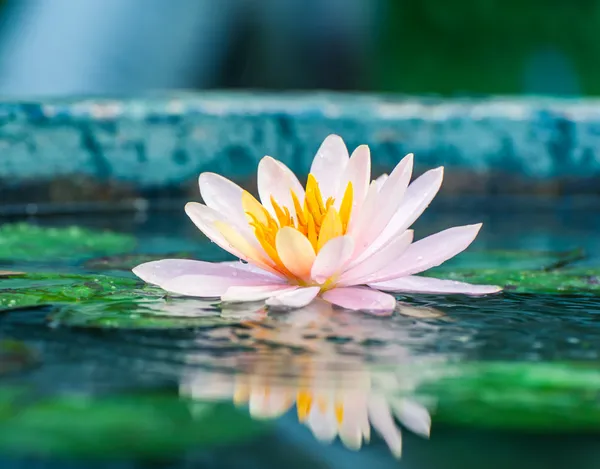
left=133, top=135, right=500, bottom=313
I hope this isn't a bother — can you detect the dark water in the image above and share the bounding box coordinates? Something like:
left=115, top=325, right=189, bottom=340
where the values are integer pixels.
left=1, top=197, right=600, bottom=468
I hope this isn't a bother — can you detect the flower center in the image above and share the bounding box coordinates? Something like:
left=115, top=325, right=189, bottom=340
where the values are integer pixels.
left=242, top=174, right=353, bottom=277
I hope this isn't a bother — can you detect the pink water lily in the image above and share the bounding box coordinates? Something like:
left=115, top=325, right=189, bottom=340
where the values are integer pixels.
left=133, top=134, right=501, bottom=313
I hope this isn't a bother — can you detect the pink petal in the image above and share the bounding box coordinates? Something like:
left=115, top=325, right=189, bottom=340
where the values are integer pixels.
left=275, top=227, right=316, bottom=280
left=347, top=181, right=378, bottom=234
left=337, top=230, right=413, bottom=286
left=322, top=287, right=396, bottom=314
left=353, top=167, right=444, bottom=265
left=334, top=145, right=371, bottom=223
left=185, top=202, right=279, bottom=275
left=367, top=223, right=483, bottom=283
left=311, top=236, right=354, bottom=284
left=266, top=286, right=320, bottom=308
left=132, top=259, right=276, bottom=287
left=350, top=154, right=414, bottom=259
left=257, top=156, right=305, bottom=218
left=370, top=275, right=501, bottom=296
left=222, top=285, right=298, bottom=303
left=161, top=274, right=279, bottom=297
left=221, top=261, right=284, bottom=281
left=309, top=134, right=349, bottom=199
left=198, top=173, right=249, bottom=232
left=185, top=202, right=245, bottom=259
left=374, top=174, right=388, bottom=191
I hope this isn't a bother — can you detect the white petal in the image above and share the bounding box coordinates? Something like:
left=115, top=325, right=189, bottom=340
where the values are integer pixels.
left=367, top=396, right=403, bottom=459
left=370, top=275, right=501, bottom=296
left=350, top=154, right=414, bottom=259
left=222, top=285, right=298, bottom=303
left=198, top=172, right=249, bottom=232
left=337, top=231, right=413, bottom=286
left=266, top=286, right=320, bottom=309
left=322, top=287, right=396, bottom=314
left=367, top=224, right=483, bottom=282
left=390, top=399, right=431, bottom=438
left=310, top=134, right=349, bottom=199
left=133, top=259, right=276, bottom=287
left=161, top=274, right=281, bottom=297
left=353, top=167, right=444, bottom=265
left=311, top=236, right=354, bottom=284
left=257, top=156, right=305, bottom=218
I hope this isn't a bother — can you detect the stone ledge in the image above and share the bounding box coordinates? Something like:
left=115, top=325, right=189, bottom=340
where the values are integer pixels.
left=0, top=92, right=599, bottom=204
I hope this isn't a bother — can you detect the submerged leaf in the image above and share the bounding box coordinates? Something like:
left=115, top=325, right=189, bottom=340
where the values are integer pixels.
left=419, top=362, right=600, bottom=431
left=0, top=223, right=136, bottom=263
left=0, top=389, right=267, bottom=459
left=0, top=340, right=37, bottom=375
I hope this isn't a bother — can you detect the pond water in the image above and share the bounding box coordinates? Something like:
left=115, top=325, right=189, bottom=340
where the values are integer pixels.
left=1, top=196, right=600, bottom=469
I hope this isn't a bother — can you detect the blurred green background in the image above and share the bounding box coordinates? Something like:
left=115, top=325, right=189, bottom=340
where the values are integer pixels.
left=0, top=0, right=594, bottom=97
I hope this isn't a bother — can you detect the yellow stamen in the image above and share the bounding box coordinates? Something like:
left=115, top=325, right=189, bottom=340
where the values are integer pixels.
left=240, top=171, right=355, bottom=281
left=270, top=195, right=292, bottom=227
left=291, top=190, right=307, bottom=228
left=306, top=212, right=318, bottom=252
left=305, top=174, right=326, bottom=224
left=242, top=191, right=269, bottom=225
left=339, top=181, right=353, bottom=232
left=317, top=205, right=343, bottom=251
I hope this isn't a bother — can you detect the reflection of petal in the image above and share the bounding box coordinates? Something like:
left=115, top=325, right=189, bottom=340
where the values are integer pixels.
left=367, top=395, right=403, bottom=459
left=390, top=398, right=431, bottom=438
left=395, top=302, right=446, bottom=319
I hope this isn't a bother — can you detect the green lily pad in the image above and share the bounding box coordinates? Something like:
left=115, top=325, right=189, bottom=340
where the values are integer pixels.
left=0, top=271, right=259, bottom=328
left=0, top=340, right=37, bottom=375
left=0, top=388, right=267, bottom=459
left=439, top=248, right=585, bottom=271
left=0, top=223, right=136, bottom=263
left=430, top=268, right=600, bottom=295
left=0, top=273, right=142, bottom=311
left=420, top=362, right=600, bottom=431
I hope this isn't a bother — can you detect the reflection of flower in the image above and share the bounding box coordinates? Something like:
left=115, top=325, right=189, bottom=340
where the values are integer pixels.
left=134, top=134, right=499, bottom=314
left=180, top=301, right=441, bottom=458
left=181, top=367, right=431, bottom=459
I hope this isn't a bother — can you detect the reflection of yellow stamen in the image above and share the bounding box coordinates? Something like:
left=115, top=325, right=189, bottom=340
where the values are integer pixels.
left=234, top=384, right=250, bottom=406
left=335, top=402, right=344, bottom=424
left=297, top=391, right=313, bottom=422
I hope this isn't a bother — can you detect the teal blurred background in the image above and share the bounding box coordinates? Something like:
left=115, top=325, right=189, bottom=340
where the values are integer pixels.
left=0, top=0, right=593, bottom=96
